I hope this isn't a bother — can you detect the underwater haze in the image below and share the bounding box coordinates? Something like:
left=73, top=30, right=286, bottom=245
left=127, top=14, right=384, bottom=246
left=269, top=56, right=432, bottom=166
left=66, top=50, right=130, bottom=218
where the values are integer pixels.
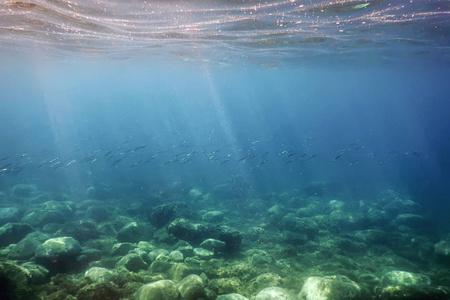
left=0, top=0, right=450, bottom=299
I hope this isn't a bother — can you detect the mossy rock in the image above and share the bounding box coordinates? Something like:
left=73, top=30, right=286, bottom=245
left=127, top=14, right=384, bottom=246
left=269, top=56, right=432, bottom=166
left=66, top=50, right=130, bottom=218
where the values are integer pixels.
left=0, top=262, right=33, bottom=300
left=76, top=282, right=125, bottom=300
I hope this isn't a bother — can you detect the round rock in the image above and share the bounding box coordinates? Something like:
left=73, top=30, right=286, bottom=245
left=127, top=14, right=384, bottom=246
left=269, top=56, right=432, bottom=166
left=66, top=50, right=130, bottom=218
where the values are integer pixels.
left=216, top=294, right=249, bottom=300
left=177, top=274, right=205, bottom=300
left=85, top=267, right=114, bottom=283
left=0, top=223, right=34, bottom=247
left=202, top=211, right=224, bottom=223
left=116, top=253, right=148, bottom=272
left=193, top=247, right=214, bottom=259
left=137, top=280, right=180, bottom=300
left=0, top=207, right=21, bottom=225
left=298, top=275, right=364, bottom=300
left=169, top=250, right=184, bottom=262
left=255, top=287, right=296, bottom=300
left=200, top=238, right=227, bottom=254
left=35, top=237, right=82, bottom=260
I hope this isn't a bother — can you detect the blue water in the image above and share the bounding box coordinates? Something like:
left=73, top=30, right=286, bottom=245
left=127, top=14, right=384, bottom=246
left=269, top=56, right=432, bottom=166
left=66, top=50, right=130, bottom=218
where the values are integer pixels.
left=0, top=0, right=449, bottom=219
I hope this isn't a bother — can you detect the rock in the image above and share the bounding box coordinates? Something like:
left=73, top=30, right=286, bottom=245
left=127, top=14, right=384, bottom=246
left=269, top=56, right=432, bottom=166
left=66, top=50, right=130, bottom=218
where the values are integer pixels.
left=77, top=282, right=124, bottom=300
left=209, top=277, right=242, bottom=295
left=205, top=288, right=218, bottom=300
left=251, top=254, right=272, bottom=266
left=280, top=215, right=319, bottom=239
left=137, top=241, right=156, bottom=253
left=167, top=219, right=214, bottom=244
left=217, top=262, right=258, bottom=282
left=216, top=293, right=249, bottom=300
left=377, top=189, right=404, bottom=204
left=85, top=205, right=109, bottom=222
left=0, top=223, right=34, bottom=247
left=338, top=238, right=367, bottom=253
left=8, top=231, right=49, bottom=260
left=283, top=230, right=308, bottom=246
left=383, top=199, right=422, bottom=217
left=268, top=205, right=287, bottom=224
left=42, top=223, right=63, bottom=233
left=247, top=226, right=265, bottom=241
left=175, top=242, right=194, bottom=257
left=200, top=238, right=227, bottom=254
left=35, top=237, right=82, bottom=273
left=177, top=274, right=205, bottom=300
left=169, top=250, right=184, bottom=262
left=117, top=221, right=152, bottom=243
left=329, top=210, right=363, bottom=231
left=116, top=253, right=148, bottom=272
left=111, top=243, right=134, bottom=256
left=202, top=211, right=224, bottom=223
left=149, top=249, right=170, bottom=262
left=149, top=202, right=193, bottom=228
left=394, top=214, right=428, bottom=229
left=380, top=270, right=431, bottom=287
left=376, top=270, right=449, bottom=299
left=21, top=209, right=65, bottom=228
left=365, top=208, right=388, bottom=225
left=188, top=188, right=203, bottom=200
left=42, top=201, right=73, bottom=217
left=0, top=207, right=21, bottom=226
left=298, top=275, right=366, bottom=300
left=328, top=199, right=345, bottom=211
left=80, top=248, right=102, bottom=262
left=150, top=258, right=172, bottom=274
left=218, top=226, right=242, bottom=252
left=136, top=280, right=180, bottom=300
left=61, top=220, right=100, bottom=242
left=193, top=247, right=214, bottom=259
left=85, top=267, right=114, bottom=283
left=85, top=185, right=112, bottom=200
left=435, top=240, right=450, bottom=262
left=247, top=273, right=282, bottom=295
left=255, top=287, right=296, bottom=300
left=354, top=229, right=386, bottom=245
left=167, top=262, right=196, bottom=281
left=12, top=184, right=40, bottom=198
left=20, top=262, right=50, bottom=284
left=0, top=261, right=33, bottom=299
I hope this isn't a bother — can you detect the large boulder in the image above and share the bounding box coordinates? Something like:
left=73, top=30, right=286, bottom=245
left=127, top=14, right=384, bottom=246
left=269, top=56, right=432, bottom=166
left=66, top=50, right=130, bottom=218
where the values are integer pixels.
left=35, top=237, right=82, bottom=273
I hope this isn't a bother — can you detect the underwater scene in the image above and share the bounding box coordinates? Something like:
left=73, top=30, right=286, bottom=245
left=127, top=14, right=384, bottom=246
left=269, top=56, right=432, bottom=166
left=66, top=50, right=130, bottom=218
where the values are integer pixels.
left=1, top=0, right=450, bottom=299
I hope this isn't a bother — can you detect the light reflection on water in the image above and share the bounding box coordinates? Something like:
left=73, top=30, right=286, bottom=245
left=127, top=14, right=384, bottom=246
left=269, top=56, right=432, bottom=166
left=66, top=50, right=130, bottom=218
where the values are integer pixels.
left=0, top=0, right=448, bottom=63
